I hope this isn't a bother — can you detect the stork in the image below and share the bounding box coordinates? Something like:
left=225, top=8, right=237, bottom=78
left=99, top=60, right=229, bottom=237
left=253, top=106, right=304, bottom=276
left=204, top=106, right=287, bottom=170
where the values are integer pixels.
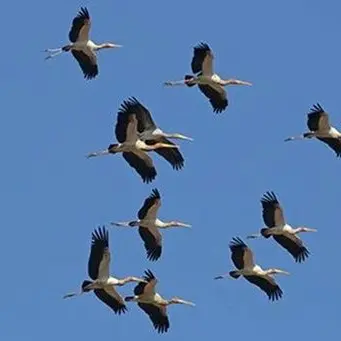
left=164, top=42, right=252, bottom=113
left=63, top=227, right=146, bottom=314
left=119, top=97, right=192, bottom=170
left=111, top=188, right=191, bottom=261
left=247, top=191, right=316, bottom=263
left=285, top=103, right=341, bottom=157
left=44, top=7, right=122, bottom=79
left=86, top=102, right=180, bottom=183
left=125, top=269, right=195, bottom=333
left=214, top=237, right=289, bottom=301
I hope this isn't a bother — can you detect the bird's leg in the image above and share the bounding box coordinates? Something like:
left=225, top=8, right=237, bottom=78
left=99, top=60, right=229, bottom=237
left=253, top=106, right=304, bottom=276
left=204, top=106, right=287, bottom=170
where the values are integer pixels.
left=44, top=48, right=63, bottom=60
left=284, top=132, right=315, bottom=142
left=246, top=233, right=262, bottom=239
left=163, top=80, right=187, bottom=86
left=86, top=150, right=110, bottom=158
left=63, top=290, right=83, bottom=299
left=213, top=273, right=231, bottom=280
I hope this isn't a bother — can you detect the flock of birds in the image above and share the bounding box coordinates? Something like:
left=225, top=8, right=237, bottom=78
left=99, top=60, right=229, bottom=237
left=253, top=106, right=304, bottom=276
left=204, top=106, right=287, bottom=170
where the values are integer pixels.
left=45, top=6, right=341, bottom=334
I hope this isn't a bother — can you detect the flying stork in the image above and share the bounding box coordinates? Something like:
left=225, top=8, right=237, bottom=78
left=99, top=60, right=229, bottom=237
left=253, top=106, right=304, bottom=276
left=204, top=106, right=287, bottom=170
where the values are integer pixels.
left=63, top=227, right=146, bottom=314
left=111, top=188, right=191, bottom=261
left=125, top=269, right=195, bottom=333
left=119, top=97, right=193, bottom=170
left=86, top=101, right=180, bottom=183
left=164, top=42, right=252, bottom=113
left=214, top=237, right=289, bottom=301
left=44, top=7, right=122, bottom=79
left=285, top=103, right=341, bottom=157
left=247, top=191, right=317, bottom=263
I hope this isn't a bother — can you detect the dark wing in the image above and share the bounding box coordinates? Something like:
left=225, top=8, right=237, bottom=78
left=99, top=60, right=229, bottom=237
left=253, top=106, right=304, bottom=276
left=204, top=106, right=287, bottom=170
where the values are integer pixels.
left=273, top=234, right=310, bottom=263
left=191, top=42, right=213, bottom=74
left=119, top=97, right=157, bottom=134
left=138, top=303, right=169, bottom=333
left=138, top=226, right=162, bottom=261
left=71, top=50, right=98, bottom=80
left=88, top=227, right=109, bottom=280
left=122, top=151, right=157, bottom=183
left=146, top=138, right=184, bottom=170
left=307, top=103, right=330, bottom=132
left=229, top=237, right=254, bottom=270
left=138, top=188, right=161, bottom=220
left=244, top=275, right=283, bottom=301
left=198, top=84, right=228, bottom=113
left=94, top=288, right=127, bottom=315
left=134, top=269, right=157, bottom=295
left=260, top=191, right=285, bottom=228
left=69, top=7, right=91, bottom=43
left=316, top=137, right=341, bottom=157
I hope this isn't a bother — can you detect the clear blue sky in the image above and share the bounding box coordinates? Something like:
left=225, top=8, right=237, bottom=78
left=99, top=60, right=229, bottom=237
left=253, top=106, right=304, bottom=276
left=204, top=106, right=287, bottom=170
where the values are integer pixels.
left=1, top=0, right=340, bottom=339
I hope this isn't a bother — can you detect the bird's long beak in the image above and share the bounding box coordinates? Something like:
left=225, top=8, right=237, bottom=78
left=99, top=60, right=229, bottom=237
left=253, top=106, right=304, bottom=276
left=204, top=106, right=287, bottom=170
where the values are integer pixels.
left=229, top=79, right=252, bottom=86
left=177, top=299, right=196, bottom=306
left=112, top=44, right=123, bottom=48
left=277, top=270, right=290, bottom=275
left=236, top=80, right=252, bottom=86
left=177, top=222, right=192, bottom=228
left=173, top=133, right=194, bottom=141
left=303, top=228, right=317, bottom=232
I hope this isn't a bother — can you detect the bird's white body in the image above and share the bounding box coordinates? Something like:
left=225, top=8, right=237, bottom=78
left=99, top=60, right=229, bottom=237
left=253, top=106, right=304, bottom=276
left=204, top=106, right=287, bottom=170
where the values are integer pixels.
left=320, top=126, right=341, bottom=138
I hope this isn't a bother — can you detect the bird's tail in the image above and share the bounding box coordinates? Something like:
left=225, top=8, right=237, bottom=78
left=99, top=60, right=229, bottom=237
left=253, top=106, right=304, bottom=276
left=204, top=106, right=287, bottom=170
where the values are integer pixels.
left=260, top=228, right=272, bottom=238
left=229, top=271, right=241, bottom=279
left=124, top=296, right=136, bottom=302
left=184, top=75, right=196, bottom=87
left=81, top=280, right=93, bottom=292
left=62, top=45, right=72, bottom=52
left=129, top=221, right=139, bottom=227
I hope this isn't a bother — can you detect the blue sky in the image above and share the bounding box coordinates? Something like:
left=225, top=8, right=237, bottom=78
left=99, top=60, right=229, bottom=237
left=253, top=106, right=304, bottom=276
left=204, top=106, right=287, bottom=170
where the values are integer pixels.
left=1, top=0, right=340, bottom=339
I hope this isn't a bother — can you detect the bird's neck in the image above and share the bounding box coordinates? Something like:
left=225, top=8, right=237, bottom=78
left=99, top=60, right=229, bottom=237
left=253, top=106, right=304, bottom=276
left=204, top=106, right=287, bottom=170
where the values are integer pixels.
left=156, top=220, right=175, bottom=228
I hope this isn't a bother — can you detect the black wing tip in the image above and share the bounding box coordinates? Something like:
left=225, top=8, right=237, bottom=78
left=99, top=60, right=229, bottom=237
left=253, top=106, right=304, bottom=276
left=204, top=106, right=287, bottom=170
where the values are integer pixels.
left=229, top=237, right=247, bottom=250
left=142, top=171, right=157, bottom=184
left=193, top=42, right=211, bottom=51
left=308, top=102, right=324, bottom=116
left=83, top=71, right=98, bottom=80
left=146, top=246, right=162, bottom=261
left=92, top=226, right=109, bottom=246
left=150, top=188, right=161, bottom=199
left=77, top=7, right=90, bottom=19
left=261, top=191, right=279, bottom=205
left=115, top=305, right=128, bottom=315
left=294, top=247, right=310, bottom=263
left=119, top=97, right=141, bottom=113
left=268, top=286, right=283, bottom=301
left=143, top=269, right=156, bottom=281
left=155, top=323, right=170, bottom=333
